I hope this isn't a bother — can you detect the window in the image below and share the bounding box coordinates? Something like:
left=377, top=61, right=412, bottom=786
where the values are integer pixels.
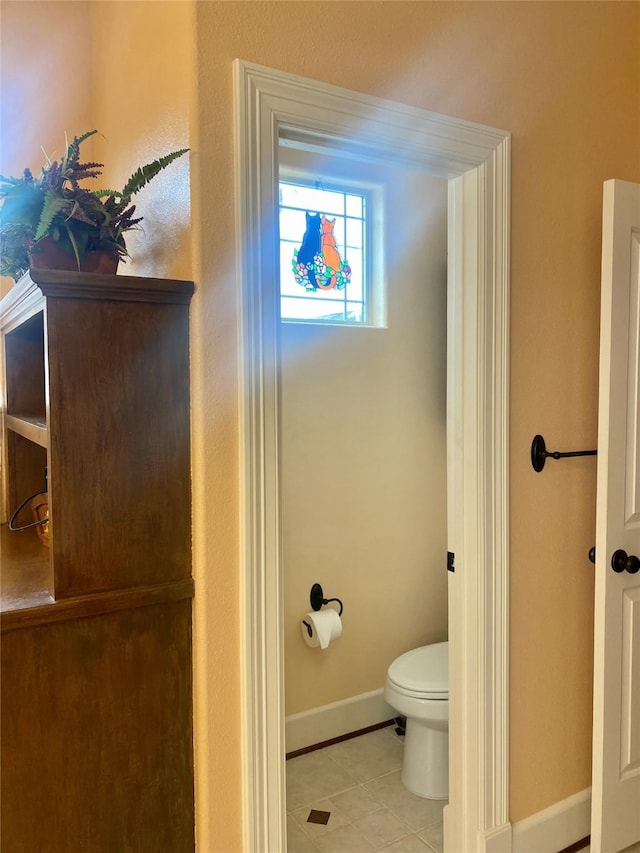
left=279, top=180, right=371, bottom=324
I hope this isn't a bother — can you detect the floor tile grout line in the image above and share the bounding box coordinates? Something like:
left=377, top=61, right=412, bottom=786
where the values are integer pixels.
left=297, top=802, right=420, bottom=846
left=292, top=794, right=444, bottom=850
left=286, top=729, right=447, bottom=852
left=287, top=762, right=408, bottom=815
left=371, top=832, right=437, bottom=853
left=288, top=774, right=446, bottom=822
left=287, top=781, right=371, bottom=815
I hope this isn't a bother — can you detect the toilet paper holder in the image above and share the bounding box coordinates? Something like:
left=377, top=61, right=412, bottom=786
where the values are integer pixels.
left=310, top=582, right=343, bottom=616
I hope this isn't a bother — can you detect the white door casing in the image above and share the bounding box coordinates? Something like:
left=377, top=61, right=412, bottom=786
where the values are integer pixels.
left=234, top=60, right=511, bottom=853
left=592, top=179, right=640, bottom=853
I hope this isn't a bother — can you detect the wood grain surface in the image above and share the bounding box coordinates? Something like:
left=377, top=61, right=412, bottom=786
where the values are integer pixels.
left=1, top=272, right=196, bottom=852
left=1, top=599, right=195, bottom=852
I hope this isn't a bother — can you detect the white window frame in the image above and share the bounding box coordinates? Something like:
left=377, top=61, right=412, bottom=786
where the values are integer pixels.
left=278, top=156, right=386, bottom=328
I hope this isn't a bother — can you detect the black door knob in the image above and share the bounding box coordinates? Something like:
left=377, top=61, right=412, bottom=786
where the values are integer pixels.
left=611, top=549, right=640, bottom=574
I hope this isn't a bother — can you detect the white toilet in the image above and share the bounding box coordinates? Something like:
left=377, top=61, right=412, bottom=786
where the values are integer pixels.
left=384, top=641, right=449, bottom=799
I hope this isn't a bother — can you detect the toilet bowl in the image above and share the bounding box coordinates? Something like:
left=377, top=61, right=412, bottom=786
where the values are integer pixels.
left=384, top=641, right=448, bottom=799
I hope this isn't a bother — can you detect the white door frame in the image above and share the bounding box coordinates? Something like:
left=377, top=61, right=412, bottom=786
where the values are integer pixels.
left=234, top=60, right=511, bottom=853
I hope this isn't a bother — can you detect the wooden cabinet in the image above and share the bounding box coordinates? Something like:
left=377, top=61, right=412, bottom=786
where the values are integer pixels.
left=1, top=269, right=195, bottom=852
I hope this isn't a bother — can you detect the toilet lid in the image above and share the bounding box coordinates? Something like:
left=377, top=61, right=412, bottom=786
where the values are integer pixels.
left=387, top=642, right=448, bottom=696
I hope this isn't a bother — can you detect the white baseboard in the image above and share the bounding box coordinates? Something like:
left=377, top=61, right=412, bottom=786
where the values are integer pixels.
left=483, top=823, right=515, bottom=852
left=285, top=688, right=395, bottom=753
left=512, top=787, right=591, bottom=853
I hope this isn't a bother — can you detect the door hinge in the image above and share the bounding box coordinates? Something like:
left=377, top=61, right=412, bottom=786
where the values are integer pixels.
left=447, top=551, right=455, bottom=573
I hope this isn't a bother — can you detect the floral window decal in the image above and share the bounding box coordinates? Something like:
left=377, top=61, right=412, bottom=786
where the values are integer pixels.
left=279, top=180, right=368, bottom=323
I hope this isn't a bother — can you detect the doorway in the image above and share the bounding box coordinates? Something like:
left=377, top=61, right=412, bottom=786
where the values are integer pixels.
left=234, top=60, right=511, bottom=853
left=280, top=144, right=449, bottom=743
left=280, top=147, right=449, bottom=848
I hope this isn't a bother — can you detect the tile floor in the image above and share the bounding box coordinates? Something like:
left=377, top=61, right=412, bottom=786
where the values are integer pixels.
left=287, top=726, right=640, bottom=853
left=286, top=726, right=446, bottom=853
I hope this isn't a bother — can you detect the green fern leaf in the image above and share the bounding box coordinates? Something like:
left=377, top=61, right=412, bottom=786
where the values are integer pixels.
left=71, top=129, right=98, bottom=149
left=120, top=149, right=188, bottom=201
left=0, top=174, right=28, bottom=190
left=64, top=130, right=98, bottom=164
left=0, top=182, right=43, bottom=225
left=93, top=189, right=124, bottom=199
left=34, top=189, right=69, bottom=241
left=63, top=222, right=82, bottom=270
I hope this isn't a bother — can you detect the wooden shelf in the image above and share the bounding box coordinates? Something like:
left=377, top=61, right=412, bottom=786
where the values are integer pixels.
left=6, top=414, right=48, bottom=448
left=0, top=523, right=53, bottom=612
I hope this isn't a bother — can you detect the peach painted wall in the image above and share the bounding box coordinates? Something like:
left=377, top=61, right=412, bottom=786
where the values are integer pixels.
left=193, top=0, right=640, bottom=836
left=2, top=1, right=639, bottom=849
left=0, top=0, right=93, bottom=298
left=89, top=1, right=193, bottom=281
left=0, top=1, right=92, bottom=172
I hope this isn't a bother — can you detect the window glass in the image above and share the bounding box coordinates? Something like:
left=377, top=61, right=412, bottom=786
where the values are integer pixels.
left=279, top=180, right=368, bottom=324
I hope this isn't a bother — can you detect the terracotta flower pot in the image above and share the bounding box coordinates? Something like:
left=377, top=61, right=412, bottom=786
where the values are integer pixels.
left=29, top=236, right=119, bottom=275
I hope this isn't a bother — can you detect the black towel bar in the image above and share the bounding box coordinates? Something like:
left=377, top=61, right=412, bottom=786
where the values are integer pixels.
left=531, top=434, right=597, bottom=472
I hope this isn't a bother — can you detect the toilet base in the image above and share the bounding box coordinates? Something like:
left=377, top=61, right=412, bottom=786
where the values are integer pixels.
left=401, top=718, right=448, bottom=800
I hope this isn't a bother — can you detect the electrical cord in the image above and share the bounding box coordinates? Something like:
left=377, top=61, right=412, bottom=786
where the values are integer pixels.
left=9, top=491, right=49, bottom=532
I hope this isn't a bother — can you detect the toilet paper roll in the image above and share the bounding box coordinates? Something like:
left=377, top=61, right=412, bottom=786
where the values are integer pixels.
left=301, top=609, right=342, bottom=650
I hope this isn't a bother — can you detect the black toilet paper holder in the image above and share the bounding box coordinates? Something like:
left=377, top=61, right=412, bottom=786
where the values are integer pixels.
left=310, top=582, right=343, bottom=616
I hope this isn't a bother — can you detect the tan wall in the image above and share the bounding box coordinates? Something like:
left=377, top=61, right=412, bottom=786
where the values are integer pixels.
left=89, top=1, right=193, bottom=281
left=0, top=0, right=93, bottom=298
left=2, top=1, right=639, bottom=849
left=280, top=151, right=449, bottom=715
left=193, top=0, right=640, bottom=838
left=0, top=2, right=92, bottom=171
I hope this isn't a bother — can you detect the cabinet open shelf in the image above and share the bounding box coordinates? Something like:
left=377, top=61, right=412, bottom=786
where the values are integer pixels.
left=6, top=414, right=48, bottom=447
left=1, top=268, right=195, bottom=608
left=0, top=523, right=53, bottom=612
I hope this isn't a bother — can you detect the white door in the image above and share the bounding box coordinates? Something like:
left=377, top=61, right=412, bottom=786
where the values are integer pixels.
left=592, top=179, right=640, bottom=853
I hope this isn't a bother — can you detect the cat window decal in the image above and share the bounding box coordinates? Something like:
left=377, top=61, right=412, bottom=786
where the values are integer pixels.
left=279, top=178, right=371, bottom=324
left=292, top=212, right=352, bottom=292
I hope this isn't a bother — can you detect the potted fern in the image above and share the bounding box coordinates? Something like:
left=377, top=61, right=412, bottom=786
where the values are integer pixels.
left=0, top=130, right=188, bottom=280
